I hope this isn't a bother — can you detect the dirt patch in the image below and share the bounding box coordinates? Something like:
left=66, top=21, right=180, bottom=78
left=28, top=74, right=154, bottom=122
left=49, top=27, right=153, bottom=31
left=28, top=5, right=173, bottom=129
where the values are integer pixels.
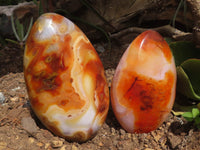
left=0, top=41, right=200, bottom=150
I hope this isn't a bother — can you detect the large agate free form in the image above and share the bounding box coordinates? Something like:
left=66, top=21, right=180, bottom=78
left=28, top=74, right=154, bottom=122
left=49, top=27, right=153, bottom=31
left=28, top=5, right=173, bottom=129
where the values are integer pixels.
left=111, top=30, right=176, bottom=133
left=24, top=13, right=109, bottom=142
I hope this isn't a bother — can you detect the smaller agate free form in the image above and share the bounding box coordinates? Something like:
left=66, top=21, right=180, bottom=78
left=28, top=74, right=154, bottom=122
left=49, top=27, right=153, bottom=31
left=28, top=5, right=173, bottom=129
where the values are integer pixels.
left=24, top=13, right=109, bottom=142
left=111, top=30, right=176, bottom=133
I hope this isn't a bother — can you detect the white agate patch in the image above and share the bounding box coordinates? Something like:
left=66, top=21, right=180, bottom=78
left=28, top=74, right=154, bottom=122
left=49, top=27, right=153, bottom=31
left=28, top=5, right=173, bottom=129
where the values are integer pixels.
left=43, top=102, right=100, bottom=136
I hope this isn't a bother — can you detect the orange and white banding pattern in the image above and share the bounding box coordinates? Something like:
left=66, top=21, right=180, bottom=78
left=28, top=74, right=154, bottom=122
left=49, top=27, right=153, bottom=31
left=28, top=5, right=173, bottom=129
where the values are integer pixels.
left=24, top=13, right=109, bottom=142
left=111, top=30, right=176, bottom=133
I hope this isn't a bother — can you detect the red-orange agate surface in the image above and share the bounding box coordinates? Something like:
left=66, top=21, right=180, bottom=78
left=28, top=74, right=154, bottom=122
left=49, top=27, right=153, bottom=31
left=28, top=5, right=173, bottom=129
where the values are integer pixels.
left=111, top=30, right=176, bottom=133
left=24, top=13, right=109, bottom=142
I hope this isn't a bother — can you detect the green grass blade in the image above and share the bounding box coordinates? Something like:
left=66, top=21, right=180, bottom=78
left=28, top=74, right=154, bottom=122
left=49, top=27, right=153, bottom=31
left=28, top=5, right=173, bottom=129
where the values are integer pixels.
left=39, top=0, right=44, bottom=16
left=11, top=15, right=20, bottom=41
left=183, top=0, right=188, bottom=31
left=5, top=38, right=20, bottom=45
left=172, top=0, right=183, bottom=27
left=23, top=17, right=33, bottom=42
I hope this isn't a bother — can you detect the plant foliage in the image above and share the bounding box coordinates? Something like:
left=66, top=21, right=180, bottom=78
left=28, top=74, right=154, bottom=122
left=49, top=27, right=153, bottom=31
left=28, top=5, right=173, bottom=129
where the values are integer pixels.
left=182, top=108, right=200, bottom=128
left=169, top=40, right=200, bottom=129
left=6, top=15, right=33, bottom=49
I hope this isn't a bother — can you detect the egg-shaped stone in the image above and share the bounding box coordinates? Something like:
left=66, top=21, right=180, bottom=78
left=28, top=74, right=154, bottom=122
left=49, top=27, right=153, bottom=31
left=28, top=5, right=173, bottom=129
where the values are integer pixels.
left=24, top=13, right=109, bottom=142
left=111, top=30, right=176, bottom=133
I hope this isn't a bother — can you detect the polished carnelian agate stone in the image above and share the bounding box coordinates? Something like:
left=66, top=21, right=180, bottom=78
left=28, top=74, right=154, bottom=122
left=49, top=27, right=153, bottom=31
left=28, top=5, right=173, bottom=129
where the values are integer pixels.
left=24, top=13, right=109, bottom=142
left=111, top=30, right=176, bottom=133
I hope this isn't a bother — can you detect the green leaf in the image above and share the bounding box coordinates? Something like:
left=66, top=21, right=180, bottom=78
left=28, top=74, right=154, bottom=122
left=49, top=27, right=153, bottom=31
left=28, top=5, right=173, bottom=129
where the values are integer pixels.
left=172, top=101, right=196, bottom=116
left=181, top=59, right=200, bottom=96
left=170, top=41, right=200, bottom=101
left=176, top=65, right=200, bottom=100
left=169, top=41, right=200, bottom=66
left=194, top=117, right=200, bottom=126
left=182, top=112, right=193, bottom=118
left=182, top=112, right=193, bottom=122
left=192, top=108, right=200, bottom=118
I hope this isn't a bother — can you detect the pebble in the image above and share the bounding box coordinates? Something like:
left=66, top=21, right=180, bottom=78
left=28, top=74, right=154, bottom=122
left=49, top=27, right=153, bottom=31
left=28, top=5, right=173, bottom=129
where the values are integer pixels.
left=166, top=122, right=171, bottom=128
left=119, top=129, right=126, bottom=139
left=119, top=129, right=126, bottom=135
left=51, top=140, right=63, bottom=148
left=188, top=129, right=194, bottom=136
left=167, top=133, right=182, bottom=149
left=15, top=135, right=19, bottom=140
left=151, top=132, right=161, bottom=142
left=71, top=144, right=78, bottom=150
left=158, top=136, right=166, bottom=145
left=176, top=117, right=184, bottom=125
left=19, top=78, right=25, bottom=83
left=10, top=96, right=19, bottom=102
left=132, top=134, right=138, bottom=142
left=0, top=92, right=5, bottom=104
left=9, top=91, right=16, bottom=97
left=44, top=143, right=50, bottom=149
left=0, top=142, right=7, bottom=149
left=28, top=137, right=35, bottom=144
left=21, top=117, right=38, bottom=134
left=105, top=69, right=115, bottom=87
left=143, top=133, right=148, bottom=137
left=98, top=142, right=103, bottom=146
left=36, top=142, right=44, bottom=147
left=127, top=133, right=132, bottom=138
left=180, top=132, right=187, bottom=136
left=95, top=44, right=105, bottom=53
left=11, top=86, right=21, bottom=91
left=111, top=127, right=115, bottom=135
left=60, top=145, right=67, bottom=150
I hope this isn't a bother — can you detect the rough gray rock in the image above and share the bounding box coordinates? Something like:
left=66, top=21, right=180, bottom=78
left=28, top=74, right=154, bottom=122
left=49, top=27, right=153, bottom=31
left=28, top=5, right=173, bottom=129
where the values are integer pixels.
left=0, top=92, right=5, bottom=104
